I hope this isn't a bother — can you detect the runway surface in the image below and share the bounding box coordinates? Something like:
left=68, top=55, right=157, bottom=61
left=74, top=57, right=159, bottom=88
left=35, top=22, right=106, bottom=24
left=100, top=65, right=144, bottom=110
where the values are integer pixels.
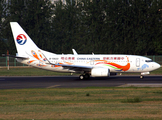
left=0, top=76, right=162, bottom=89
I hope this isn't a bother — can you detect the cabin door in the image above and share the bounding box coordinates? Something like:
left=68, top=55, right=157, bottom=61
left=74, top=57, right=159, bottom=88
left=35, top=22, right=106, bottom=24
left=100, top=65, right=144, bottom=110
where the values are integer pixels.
left=136, top=58, right=140, bottom=67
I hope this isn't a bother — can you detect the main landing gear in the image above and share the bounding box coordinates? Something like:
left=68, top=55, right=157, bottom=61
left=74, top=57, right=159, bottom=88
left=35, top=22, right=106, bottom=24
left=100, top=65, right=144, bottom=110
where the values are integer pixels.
left=79, top=73, right=90, bottom=80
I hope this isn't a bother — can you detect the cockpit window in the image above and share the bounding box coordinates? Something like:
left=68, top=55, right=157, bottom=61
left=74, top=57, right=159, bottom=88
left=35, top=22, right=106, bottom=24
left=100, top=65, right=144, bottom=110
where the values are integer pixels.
left=145, top=60, right=153, bottom=62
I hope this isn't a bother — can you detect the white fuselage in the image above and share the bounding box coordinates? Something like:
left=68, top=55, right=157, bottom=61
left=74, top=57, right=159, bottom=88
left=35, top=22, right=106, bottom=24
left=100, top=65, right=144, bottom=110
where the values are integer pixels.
left=17, top=52, right=160, bottom=74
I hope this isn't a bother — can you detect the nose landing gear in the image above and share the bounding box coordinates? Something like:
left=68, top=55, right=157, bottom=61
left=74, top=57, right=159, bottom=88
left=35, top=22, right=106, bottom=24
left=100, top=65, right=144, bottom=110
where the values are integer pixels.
left=140, top=72, right=149, bottom=79
left=140, top=75, right=144, bottom=79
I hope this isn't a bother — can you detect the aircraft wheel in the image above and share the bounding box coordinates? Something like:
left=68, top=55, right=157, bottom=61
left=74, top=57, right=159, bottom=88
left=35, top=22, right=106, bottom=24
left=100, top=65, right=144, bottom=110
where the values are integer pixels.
left=79, top=75, right=84, bottom=80
left=140, top=75, right=144, bottom=79
left=84, top=74, right=90, bottom=79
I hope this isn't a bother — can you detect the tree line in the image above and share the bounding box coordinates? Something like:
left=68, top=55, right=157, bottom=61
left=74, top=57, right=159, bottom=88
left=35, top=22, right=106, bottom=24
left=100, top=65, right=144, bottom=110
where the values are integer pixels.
left=0, top=0, right=162, bottom=55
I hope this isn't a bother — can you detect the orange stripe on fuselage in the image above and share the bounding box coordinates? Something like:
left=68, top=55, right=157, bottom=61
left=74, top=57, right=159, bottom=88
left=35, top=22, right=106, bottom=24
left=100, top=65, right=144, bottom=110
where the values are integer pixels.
left=107, top=56, right=130, bottom=71
left=94, top=60, right=107, bottom=62
left=95, top=56, right=130, bottom=71
left=106, top=62, right=130, bottom=71
left=65, top=62, right=73, bottom=65
left=27, top=60, right=35, bottom=64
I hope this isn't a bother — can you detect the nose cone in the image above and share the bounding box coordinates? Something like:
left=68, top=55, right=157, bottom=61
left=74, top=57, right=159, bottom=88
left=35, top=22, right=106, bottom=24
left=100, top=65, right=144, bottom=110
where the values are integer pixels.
left=154, top=62, right=161, bottom=70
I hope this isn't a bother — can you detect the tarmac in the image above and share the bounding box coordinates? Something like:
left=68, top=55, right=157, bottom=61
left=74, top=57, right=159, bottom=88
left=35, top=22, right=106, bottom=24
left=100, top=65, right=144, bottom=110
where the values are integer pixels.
left=0, top=75, right=162, bottom=89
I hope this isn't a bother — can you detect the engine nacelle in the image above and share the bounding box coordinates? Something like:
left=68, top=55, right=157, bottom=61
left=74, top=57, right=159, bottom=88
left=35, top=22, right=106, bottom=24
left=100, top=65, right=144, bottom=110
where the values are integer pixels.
left=91, top=68, right=110, bottom=77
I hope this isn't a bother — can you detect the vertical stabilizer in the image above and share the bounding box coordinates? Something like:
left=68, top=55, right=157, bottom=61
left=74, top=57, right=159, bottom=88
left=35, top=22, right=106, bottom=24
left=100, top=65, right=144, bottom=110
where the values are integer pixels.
left=10, top=22, right=39, bottom=56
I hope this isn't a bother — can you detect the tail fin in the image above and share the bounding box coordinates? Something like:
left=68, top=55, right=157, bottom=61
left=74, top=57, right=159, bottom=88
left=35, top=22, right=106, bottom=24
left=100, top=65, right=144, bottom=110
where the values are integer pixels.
left=10, top=22, right=39, bottom=56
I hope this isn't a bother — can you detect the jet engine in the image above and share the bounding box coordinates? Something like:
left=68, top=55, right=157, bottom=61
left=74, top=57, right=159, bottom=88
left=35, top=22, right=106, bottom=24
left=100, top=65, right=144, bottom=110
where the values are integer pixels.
left=91, top=68, right=110, bottom=77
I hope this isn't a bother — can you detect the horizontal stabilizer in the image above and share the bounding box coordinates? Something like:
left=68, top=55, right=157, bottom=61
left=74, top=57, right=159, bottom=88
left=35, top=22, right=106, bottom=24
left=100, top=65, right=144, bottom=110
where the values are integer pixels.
left=2, top=54, right=29, bottom=59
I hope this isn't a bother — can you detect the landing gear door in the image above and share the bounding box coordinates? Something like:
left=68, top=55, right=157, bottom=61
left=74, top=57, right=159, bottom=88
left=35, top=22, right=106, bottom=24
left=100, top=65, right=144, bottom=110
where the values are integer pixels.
left=136, top=58, right=140, bottom=67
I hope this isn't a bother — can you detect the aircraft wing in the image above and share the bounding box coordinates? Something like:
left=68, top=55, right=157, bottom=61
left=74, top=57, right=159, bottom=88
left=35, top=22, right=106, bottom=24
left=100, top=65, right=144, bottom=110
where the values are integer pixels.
left=55, top=63, right=93, bottom=72
left=25, top=49, right=92, bottom=72
left=42, top=52, right=92, bottom=71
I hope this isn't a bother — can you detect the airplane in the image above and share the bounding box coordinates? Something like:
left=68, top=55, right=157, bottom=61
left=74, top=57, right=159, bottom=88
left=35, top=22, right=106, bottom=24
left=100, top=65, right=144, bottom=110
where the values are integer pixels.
left=4, top=22, right=161, bottom=79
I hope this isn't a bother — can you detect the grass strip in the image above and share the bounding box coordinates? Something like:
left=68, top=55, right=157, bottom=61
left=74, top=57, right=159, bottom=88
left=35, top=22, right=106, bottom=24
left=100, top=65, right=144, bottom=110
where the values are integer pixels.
left=0, top=87, right=162, bottom=120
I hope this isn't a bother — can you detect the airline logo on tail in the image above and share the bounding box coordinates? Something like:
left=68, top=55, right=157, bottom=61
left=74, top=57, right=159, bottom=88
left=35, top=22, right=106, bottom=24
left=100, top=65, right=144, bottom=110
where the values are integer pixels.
left=16, top=34, right=27, bottom=45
